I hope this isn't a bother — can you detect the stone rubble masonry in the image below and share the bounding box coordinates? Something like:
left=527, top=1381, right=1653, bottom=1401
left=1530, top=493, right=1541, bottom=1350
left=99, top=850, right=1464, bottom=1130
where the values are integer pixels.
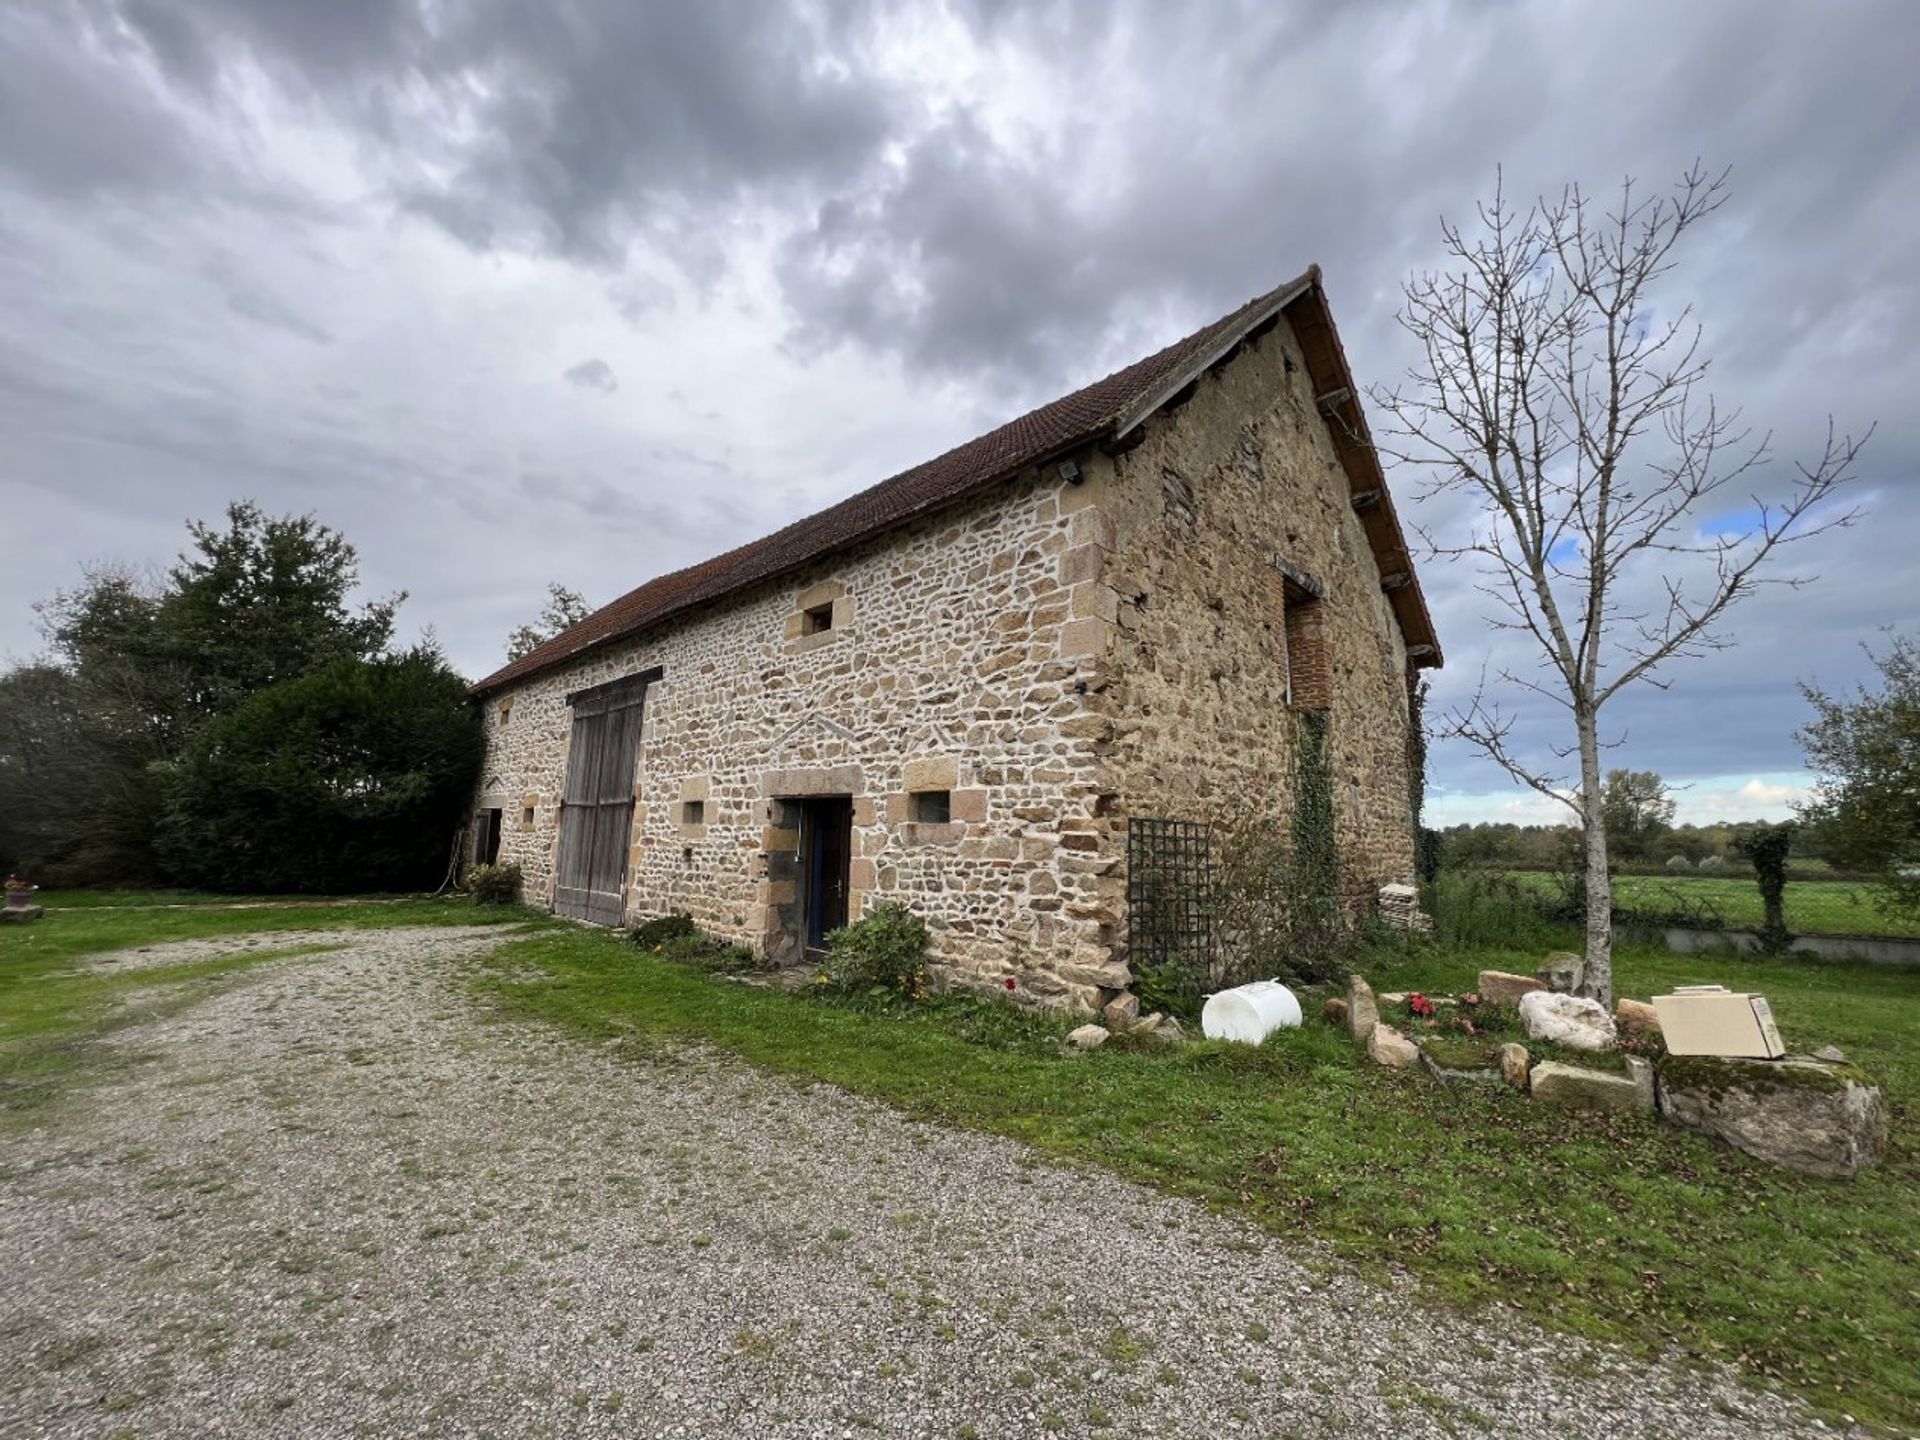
left=475, top=312, right=1425, bottom=1011
left=1092, top=319, right=1416, bottom=911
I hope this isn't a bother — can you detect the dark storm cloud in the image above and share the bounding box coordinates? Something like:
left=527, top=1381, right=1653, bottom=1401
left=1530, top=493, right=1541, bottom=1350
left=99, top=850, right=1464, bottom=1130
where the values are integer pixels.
left=1, top=0, right=1915, bottom=811
left=0, top=7, right=207, bottom=196
left=108, top=0, right=902, bottom=262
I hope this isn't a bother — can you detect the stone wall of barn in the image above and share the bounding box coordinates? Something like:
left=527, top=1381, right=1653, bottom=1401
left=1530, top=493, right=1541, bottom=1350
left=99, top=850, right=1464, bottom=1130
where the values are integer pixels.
left=1069, top=312, right=1418, bottom=914
left=472, top=467, right=1130, bottom=1009
left=474, top=311, right=1422, bottom=1010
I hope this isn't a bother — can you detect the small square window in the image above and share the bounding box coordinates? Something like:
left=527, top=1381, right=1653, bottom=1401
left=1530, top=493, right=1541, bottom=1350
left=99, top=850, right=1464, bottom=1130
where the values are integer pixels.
left=801, top=602, right=835, bottom=636
left=911, top=790, right=951, bottom=824
left=521, top=805, right=536, bottom=828
left=682, top=800, right=706, bottom=826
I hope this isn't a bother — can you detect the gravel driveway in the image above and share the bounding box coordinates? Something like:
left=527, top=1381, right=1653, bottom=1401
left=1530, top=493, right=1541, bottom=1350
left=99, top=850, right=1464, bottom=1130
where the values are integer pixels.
left=0, top=925, right=1850, bottom=1439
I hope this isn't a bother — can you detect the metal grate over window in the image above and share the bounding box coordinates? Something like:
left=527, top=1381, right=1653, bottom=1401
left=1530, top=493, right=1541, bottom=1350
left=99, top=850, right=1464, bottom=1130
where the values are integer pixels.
left=1126, top=817, right=1215, bottom=978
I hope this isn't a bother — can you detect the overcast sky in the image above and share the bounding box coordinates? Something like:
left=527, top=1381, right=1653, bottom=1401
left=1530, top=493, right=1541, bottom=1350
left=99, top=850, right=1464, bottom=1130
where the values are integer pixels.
left=3, top=0, right=1915, bottom=826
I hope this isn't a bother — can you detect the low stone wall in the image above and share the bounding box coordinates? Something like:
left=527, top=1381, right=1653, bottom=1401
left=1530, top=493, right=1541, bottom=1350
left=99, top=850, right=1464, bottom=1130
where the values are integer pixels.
left=1625, top=925, right=1920, bottom=969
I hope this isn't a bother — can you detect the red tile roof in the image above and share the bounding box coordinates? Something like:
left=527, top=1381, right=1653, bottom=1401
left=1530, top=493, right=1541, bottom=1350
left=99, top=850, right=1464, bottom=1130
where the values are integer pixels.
left=473, top=265, right=1438, bottom=694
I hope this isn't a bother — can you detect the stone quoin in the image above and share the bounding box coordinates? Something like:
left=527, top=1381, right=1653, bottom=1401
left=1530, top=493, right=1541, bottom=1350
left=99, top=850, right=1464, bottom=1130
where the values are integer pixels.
left=466, top=268, right=1441, bottom=1011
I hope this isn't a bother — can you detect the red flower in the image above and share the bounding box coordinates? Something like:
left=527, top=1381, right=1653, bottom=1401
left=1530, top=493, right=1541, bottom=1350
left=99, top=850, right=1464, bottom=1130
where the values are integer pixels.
left=1004, top=976, right=1017, bottom=991
left=1409, top=992, right=1436, bottom=1018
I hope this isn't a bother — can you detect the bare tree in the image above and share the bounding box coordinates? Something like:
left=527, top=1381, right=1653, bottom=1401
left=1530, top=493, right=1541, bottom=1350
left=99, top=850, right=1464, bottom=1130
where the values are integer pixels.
left=1371, top=165, right=1869, bottom=1005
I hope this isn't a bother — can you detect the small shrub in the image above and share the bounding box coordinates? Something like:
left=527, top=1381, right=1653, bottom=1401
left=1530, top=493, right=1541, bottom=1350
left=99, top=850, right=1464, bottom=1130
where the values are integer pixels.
left=819, top=902, right=930, bottom=1001
left=627, top=914, right=755, bottom=972
left=466, top=863, right=522, bottom=906
left=1698, top=854, right=1727, bottom=873
left=1131, top=954, right=1206, bottom=1021
left=629, top=913, right=696, bottom=949
left=1665, top=854, right=1694, bottom=872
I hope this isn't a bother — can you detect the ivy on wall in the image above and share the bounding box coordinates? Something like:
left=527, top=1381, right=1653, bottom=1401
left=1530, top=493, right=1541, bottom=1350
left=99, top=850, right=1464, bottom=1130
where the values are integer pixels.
left=1408, top=675, right=1443, bottom=884
left=1287, top=706, right=1342, bottom=961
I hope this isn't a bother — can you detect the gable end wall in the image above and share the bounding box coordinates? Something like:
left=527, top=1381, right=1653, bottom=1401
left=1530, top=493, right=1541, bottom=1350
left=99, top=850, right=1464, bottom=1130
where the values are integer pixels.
left=1081, top=313, right=1417, bottom=911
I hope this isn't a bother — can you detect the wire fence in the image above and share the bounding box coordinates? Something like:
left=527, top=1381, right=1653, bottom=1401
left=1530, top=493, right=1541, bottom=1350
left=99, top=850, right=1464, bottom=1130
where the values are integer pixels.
left=1446, top=865, right=1920, bottom=942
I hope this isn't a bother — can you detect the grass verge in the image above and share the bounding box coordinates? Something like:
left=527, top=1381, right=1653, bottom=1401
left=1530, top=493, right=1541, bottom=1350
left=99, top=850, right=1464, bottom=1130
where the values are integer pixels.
left=474, top=924, right=1920, bottom=1432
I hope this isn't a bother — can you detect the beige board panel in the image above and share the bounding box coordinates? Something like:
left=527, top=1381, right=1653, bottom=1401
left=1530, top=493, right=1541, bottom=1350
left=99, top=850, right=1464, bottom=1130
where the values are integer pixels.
left=1653, top=986, right=1786, bottom=1059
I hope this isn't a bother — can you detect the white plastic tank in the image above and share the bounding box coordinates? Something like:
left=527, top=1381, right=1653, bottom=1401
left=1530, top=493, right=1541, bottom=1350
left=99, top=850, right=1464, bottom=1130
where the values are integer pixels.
left=1201, top=980, right=1303, bottom=1045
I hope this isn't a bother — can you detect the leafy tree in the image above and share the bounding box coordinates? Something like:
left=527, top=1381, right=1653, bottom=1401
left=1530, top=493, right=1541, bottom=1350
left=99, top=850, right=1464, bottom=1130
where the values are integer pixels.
left=0, top=664, right=163, bottom=880
left=1, top=503, right=410, bottom=884
left=1798, top=635, right=1919, bottom=917
left=1600, top=769, right=1676, bottom=861
left=1372, top=166, right=1868, bottom=1004
left=506, top=584, right=592, bottom=662
left=158, top=502, right=400, bottom=721
left=158, top=649, right=485, bottom=893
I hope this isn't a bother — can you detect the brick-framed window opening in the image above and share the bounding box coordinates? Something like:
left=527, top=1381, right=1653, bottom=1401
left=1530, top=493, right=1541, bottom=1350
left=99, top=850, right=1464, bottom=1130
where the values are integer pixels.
left=911, top=790, right=951, bottom=823
left=800, top=602, right=834, bottom=636
left=1282, top=581, right=1331, bottom=711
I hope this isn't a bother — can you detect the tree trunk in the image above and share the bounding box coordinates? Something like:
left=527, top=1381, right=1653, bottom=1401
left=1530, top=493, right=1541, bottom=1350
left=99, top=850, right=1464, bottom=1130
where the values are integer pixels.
left=1576, top=710, right=1614, bottom=1007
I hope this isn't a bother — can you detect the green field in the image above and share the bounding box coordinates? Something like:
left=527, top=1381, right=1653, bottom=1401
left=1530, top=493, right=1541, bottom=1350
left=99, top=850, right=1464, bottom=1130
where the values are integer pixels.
left=1498, top=869, right=1919, bottom=939
left=5, top=893, right=1918, bottom=1430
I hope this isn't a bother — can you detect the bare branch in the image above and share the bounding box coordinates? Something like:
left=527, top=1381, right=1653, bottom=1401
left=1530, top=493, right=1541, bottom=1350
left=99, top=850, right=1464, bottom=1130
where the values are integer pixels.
left=1367, top=163, right=1871, bottom=1004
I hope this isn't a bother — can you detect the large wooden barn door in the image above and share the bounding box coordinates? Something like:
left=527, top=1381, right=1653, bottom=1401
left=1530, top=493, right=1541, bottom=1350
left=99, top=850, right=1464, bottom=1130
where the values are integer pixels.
left=553, top=672, right=655, bottom=925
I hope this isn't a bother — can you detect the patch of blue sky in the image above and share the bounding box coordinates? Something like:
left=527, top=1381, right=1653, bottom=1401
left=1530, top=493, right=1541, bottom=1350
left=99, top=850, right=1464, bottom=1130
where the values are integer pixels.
left=1698, top=504, right=1764, bottom=540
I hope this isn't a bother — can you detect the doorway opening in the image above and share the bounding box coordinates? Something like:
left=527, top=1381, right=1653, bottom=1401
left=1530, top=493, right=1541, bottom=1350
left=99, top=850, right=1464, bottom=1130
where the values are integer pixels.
left=797, top=796, right=853, bottom=956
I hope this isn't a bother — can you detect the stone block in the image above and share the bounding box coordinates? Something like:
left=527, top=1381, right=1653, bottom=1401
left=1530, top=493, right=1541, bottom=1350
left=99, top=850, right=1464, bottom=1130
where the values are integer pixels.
left=1059, top=617, right=1110, bottom=658
left=1519, top=991, right=1617, bottom=1052
left=1101, top=991, right=1139, bottom=1028
left=1624, top=1055, right=1656, bottom=1111
left=1068, top=507, right=1116, bottom=549
left=1345, top=974, right=1379, bottom=1043
left=1367, top=1023, right=1420, bottom=1069
left=754, top=879, right=797, bottom=906
left=760, top=765, right=865, bottom=798
left=1657, top=1054, right=1888, bottom=1178
left=795, top=579, right=845, bottom=611
left=949, top=788, right=988, bottom=823
left=679, top=775, right=711, bottom=801
left=1069, top=582, right=1118, bottom=623
left=1498, top=1042, right=1530, bottom=1091
left=1538, top=952, right=1585, bottom=994
left=0, top=904, right=44, bottom=924
left=1067, top=1024, right=1110, bottom=1050
left=1615, top=998, right=1661, bottom=1038
left=1059, top=542, right=1106, bottom=586
left=1530, top=1061, right=1645, bottom=1114
left=1059, top=954, right=1131, bottom=991
left=1322, top=996, right=1349, bottom=1027
left=1477, top=969, right=1545, bottom=1006
left=902, top=756, right=959, bottom=792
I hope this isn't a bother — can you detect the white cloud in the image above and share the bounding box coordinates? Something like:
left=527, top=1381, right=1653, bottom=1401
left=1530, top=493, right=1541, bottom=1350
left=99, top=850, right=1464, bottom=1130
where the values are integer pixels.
left=1672, top=774, right=1811, bottom=824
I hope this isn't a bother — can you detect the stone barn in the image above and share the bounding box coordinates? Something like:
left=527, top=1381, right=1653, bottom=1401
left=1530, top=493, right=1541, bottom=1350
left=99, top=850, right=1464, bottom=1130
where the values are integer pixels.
left=468, top=265, right=1442, bottom=1010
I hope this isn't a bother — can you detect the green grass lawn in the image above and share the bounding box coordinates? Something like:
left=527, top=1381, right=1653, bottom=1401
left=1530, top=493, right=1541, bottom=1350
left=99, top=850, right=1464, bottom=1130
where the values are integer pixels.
left=1500, top=870, right=1920, bottom=939
left=4, top=894, right=1917, bottom=1429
